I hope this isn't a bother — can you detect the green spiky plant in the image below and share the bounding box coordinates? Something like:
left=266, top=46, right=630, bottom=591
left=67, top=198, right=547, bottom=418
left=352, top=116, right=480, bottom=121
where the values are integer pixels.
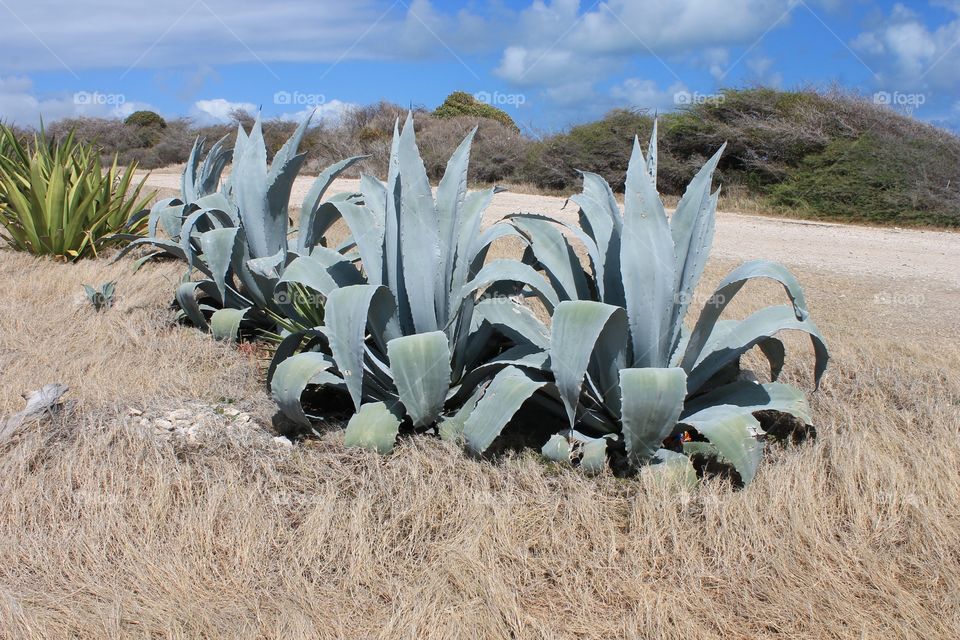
left=117, top=136, right=233, bottom=269
left=116, top=113, right=363, bottom=338
left=269, top=114, right=559, bottom=450
left=0, top=124, right=152, bottom=260
left=82, top=281, right=117, bottom=311
left=491, top=123, right=829, bottom=484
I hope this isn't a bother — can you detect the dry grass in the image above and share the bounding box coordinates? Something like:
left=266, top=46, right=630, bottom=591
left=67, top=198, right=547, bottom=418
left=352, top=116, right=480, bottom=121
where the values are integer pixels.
left=0, top=250, right=275, bottom=421
left=0, top=246, right=959, bottom=639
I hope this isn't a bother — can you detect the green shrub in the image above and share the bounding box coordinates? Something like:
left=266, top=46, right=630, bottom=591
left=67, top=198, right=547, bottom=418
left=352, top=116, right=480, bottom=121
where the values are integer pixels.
left=523, top=109, right=653, bottom=191
left=124, top=110, right=166, bottom=129
left=434, top=91, right=518, bottom=130
left=771, top=131, right=960, bottom=227
left=0, top=125, right=153, bottom=260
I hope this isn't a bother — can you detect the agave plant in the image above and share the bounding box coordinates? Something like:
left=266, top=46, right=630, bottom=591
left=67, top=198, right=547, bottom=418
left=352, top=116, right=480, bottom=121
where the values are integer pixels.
left=116, top=112, right=363, bottom=338
left=82, top=281, right=117, bottom=311
left=493, top=124, right=829, bottom=484
left=0, top=124, right=152, bottom=260
left=120, top=133, right=235, bottom=264
left=269, top=114, right=560, bottom=450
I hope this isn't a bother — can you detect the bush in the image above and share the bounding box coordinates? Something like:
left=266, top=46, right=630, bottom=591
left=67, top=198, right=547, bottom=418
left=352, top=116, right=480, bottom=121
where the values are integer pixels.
left=434, top=91, right=518, bottom=130
left=522, top=109, right=653, bottom=191
left=662, top=88, right=960, bottom=226
left=124, top=110, right=166, bottom=129
left=416, top=115, right=530, bottom=184
left=770, top=131, right=960, bottom=226
left=16, top=87, right=960, bottom=227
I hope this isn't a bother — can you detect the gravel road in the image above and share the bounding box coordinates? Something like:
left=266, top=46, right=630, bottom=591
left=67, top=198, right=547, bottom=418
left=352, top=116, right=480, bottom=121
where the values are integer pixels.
left=142, top=172, right=959, bottom=289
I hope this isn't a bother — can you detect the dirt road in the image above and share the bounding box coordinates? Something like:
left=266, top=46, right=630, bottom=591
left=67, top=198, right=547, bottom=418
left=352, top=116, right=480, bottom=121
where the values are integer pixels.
left=142, top=172, right=959, bottom=289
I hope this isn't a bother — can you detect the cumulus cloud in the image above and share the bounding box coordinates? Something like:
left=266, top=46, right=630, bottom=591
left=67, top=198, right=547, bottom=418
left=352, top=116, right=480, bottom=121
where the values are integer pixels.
left=0, top=76, right=154, bottom=126
left=746, top=55, right=784, bottom=88
left=189, top=98, right=258, bottom=125
left=852, top=4, right=960, bottom=93
left=0, top=0, right=495, bottom=73
left=609, top=79, right=690, bottom=113
left=495, top=0, right=796, bottom=85
left=490, top=0, right=799, bottom=121
left=275, top=99, right=360, bottom=125
left=189, top=97, right=358, bottom=126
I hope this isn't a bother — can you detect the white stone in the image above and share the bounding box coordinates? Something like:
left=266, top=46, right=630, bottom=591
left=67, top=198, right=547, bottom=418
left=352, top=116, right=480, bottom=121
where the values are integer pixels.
left=166, top=408, right=193, bottom=421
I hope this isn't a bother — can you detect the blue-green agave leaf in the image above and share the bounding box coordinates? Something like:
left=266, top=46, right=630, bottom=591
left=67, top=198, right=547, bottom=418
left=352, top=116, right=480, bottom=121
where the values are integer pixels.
left=386, top=331, right=452, bottom=428
left=683, top=404, right=764, bottom=485
left=550, top=301, right=628, bottom=427
left=324, top=284, right=397, bottom=410
left=463, top=366, right=547, bottom=454
left=344, top=401, right=402, bottom=454
left=619, top=367, right=687, bottom=465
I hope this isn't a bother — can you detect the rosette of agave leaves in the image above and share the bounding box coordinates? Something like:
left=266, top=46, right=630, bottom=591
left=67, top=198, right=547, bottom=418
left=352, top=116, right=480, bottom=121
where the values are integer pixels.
left=116, top=113, right=364, bottom=338
left=268, top=113, right=563, bottom=454
left=496, top=123, right=829, bottom=485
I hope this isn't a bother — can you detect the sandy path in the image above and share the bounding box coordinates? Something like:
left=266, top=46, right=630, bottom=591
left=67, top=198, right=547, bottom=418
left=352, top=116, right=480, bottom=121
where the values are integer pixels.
left=142, top=173, right=960, bottom=289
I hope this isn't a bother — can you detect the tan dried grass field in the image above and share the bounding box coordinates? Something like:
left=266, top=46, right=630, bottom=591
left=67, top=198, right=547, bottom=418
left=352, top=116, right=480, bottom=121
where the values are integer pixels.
left=0, top=188, right=958, bottom=638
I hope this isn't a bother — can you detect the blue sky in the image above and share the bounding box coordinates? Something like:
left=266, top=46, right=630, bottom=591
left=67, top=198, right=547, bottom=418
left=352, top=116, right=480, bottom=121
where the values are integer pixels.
left=2, top=0, right=960, bottom=132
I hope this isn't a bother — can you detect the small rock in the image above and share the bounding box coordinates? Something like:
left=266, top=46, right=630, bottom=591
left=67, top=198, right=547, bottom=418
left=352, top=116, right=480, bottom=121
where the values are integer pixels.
left=127, top=408, right=143, bottom=416
left=273, top=436, right=293, bottom=448
left=222, top=407, right=241, bottom=417
left=166, top=408, right=193, bottom=422
left=154, top=419, right=175, bottom=431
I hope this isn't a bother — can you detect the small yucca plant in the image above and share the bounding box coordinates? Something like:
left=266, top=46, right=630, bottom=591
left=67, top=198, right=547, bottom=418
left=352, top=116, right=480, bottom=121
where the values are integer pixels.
left=0, top=124, right=153, bottom=260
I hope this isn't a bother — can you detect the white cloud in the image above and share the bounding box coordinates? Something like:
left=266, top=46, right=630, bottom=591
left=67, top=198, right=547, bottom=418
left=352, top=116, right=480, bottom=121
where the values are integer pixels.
left=491, top=0, right=799, bottom=115
left=190, top=97, right=359, bottom=127
left=700, top=48, right=732, bottom=81
left=0, top=76, right=154, bottom=126
left=495, top=0, right=796, bottom=85
left=852, top=4, right=960, bottom=92
left=190, top=98, right=258, bottom=125
left=0, top=0, right=492, bottom=73
left=610, top=79, right=689, bottom=113
left=746, top=55, right=784, bottom=88
left=276, top=99, right=359, bottom=125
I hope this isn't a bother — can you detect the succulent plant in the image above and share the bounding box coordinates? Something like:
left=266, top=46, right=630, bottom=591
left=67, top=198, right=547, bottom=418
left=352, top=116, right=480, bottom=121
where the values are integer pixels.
left=269, top=114, right=556, bottom=448
left=0, top=124, right=153, bottom=260
left=498, top=124, right=829, bottom=484
left=82, top=281, right=117, bottom=311
left=116, top=112, right=363, bottom=339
